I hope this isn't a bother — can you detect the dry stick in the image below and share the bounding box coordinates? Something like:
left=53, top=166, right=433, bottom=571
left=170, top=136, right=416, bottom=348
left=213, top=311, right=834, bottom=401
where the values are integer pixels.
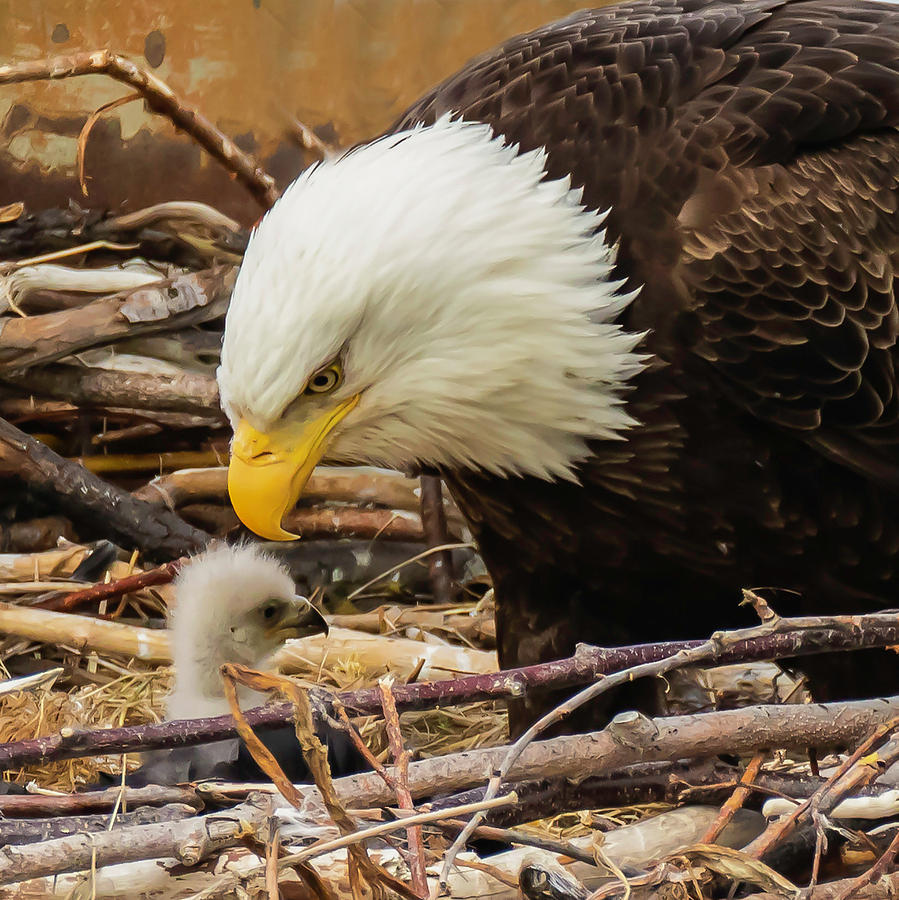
left=436, top=611, right=860, bottom=888
left=699, top=752, right=766, bottom=845
left=419, top=475, right=456, bottom=605
left=0, top=415, right=208, bottom=560
left=0, top=793, right=272, bottom=886
left=7, top=612, right=899, bottom=768
left=833, top=827, right=899, bottom=900
left=0, top=785, right=200, bottom=818
left=437, top=818, right=596, bottom=865
left=0, top=265, right=235, bottom=371
left=332, top=700, right=397, bottom=789
left=278, top=795, right=518, bottom=868
left=0, top=51, right=278, bottom=209
left=222, top=664, right=420, bottom=900
left=77, top=92, right=141, bottom=196
left=379, top=677, right=429, bottom=898
left=39, top=558, right=187, bottom=612
left=744, top=717, right=899, bottom=859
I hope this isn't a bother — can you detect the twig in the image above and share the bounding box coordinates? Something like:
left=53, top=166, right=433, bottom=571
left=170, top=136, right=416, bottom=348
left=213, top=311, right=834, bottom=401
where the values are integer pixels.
left=436, top=611, right=873, bottom=887
left=419, top=475, right=456, bottom=604
left=380, top=676, right=429, bottom=897
left=348, top=542, right=474, bottom=599
left=278, top=794, right=518, bottom=867
left=0, top=793, right=273, bottom=885
left=222, top=663, right=420, bottom=900
left=8, top=614, right=899, bottom=767
left=744, top=718, right=899, bottom=859
left=332, top=700, right=397, bottom=788
left=699, top=752, right=765, bottom=844
left=0, top=51, right=278, bottom=208
left=78, top=93, right=141, bottom=196
left=0, top=415, right=208, bottom=559
left=437, top=818, right=596, bottom=865
left=39, top=558, right=186, bottom=612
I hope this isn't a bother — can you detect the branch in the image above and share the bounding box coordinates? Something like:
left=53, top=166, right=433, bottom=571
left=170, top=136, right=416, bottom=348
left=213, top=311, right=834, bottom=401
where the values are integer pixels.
left=419, top=474, right=457, bottom=604
left=0, top=51, right=279, bottom=209
left=39, top=558, right=186, bottom=612
left=0, top=802, right=196, bottom=846
left=0, top=415, right=209, bottom=559
left=379, top=677, right=429, bottom=897
left=0, top=793, right=273, bottom=885
left=0, top=600, right=170, bottom=660
left=0, top=266, right=234, bottom=371
left=439, top=610, right=899, bottom=885
left=3, top=365, right=222, bottom=417
left=6, top=612, right=899, bottom=767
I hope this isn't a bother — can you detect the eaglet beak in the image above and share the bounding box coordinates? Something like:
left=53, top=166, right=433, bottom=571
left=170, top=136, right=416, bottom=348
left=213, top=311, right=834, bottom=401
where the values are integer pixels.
left=269, top=596, right=329, bottom=642
left=228, top=396, right=359, bottom=541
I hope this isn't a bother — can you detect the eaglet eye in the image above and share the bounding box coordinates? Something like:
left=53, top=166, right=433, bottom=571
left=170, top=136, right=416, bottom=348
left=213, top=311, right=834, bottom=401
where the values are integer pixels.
left=305, top=362, right=342, bottom=394
left=261, top=601, right=281, bottom=621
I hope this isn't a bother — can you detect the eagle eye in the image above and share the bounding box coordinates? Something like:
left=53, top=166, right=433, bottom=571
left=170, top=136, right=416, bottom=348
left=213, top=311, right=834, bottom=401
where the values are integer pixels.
left=305, top=362, right=342, bottom=394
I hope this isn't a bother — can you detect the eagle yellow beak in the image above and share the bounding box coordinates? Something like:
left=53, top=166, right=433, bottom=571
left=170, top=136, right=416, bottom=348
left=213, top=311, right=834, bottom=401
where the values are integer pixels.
left=228, top=396, right=359, bottom=541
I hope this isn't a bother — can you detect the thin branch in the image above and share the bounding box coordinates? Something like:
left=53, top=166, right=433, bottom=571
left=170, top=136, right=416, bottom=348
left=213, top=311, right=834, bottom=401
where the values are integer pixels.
left=419, top=475, right=456, bottom=604
left=78, top=93, right=141, bottom=196
left=0, top=51, right=279, bottom=209
left=699, top=752, right=766, bottom=844
left=743, top=719, right=899, bottom=860
left=39, top=558, right=186, bottom=612
left=380, top=676, right=429, bottom=897
left=833, top=827, right=899, bottom=900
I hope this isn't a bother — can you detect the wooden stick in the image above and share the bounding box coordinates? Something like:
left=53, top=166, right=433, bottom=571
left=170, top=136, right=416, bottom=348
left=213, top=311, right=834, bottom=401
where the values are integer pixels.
left=6, top=365, right=222, bottom=418
left=40, top=558, right=186, bottom=612
left=133, top=465, right=464, bottom=528
left=0, top=415, right=209, bottom=559
left=7, top=612, right=899, bottom=768
left=699, top=752, right=765, bottom=844
left=438, top=608, right=899, bottom=887
left=0, top=784, right=201, bottom=817
left=379, top=677, right=428, bottom=897
left=0, top=600, right=170, bottom=660
left=832, top=830, right=899, bottom=900
left=744, top=721, right=899, bottom=860
left=0, top=793, right=273, bottom=885
left=0, top=266, right=234, bottom=371
left=419, top=474, right=457, bottom=604
left=0, top=51, right=279, bottom=209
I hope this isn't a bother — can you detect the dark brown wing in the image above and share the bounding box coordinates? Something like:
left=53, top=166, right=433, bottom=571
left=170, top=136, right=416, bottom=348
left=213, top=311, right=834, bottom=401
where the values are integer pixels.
left=394, top=0, right=899, bottom=486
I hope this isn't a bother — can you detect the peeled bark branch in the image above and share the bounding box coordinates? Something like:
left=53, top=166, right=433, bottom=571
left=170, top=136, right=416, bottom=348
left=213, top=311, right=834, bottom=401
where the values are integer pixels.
left=0, top=266, right=235, bottom=371
left=0, top=793, right=273, bottom=885
left=0, top=415, right=209, bottom=559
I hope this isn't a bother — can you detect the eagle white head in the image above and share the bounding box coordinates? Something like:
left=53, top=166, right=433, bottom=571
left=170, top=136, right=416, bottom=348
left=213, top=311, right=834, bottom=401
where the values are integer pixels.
left=218, top=115, right=645, bottom=540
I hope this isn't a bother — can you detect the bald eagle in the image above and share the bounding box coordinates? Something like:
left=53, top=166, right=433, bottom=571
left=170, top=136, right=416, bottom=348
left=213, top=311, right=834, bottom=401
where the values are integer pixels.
left=131, top=544, right=365, bottom=784
left=218, top=0, right=899, bottom=733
